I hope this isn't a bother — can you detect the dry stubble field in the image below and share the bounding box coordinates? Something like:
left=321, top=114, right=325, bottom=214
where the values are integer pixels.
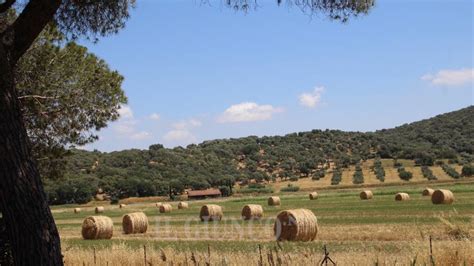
left=53, top=179, right=474, bottom=265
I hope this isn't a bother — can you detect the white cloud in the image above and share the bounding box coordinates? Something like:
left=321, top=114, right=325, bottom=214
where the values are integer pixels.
left=299, top=86, right=325, bottom=108
left=173, top=119, right=202, bottom=130
left=149, top=113, right=161, bottom=120
left=130, top=131, right=152, bottom=140
left=218, top=102, right=283, bottom=123
left=421, top=68, right=474, bottom=87
left=113, top=120, right=136, bottom=134
left=162, top=118, right=202, bottom=146
left=163, top=129, right=197, bottom=143
left=112, top=106, right=152, bottom=141
left=117, top=105, right=134, bottom=119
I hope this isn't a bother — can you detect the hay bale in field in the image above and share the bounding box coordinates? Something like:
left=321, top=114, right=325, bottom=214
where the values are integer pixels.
left=309, top=192, right=318, bottom=200
left=74, top=208, right=81, bottom=214
left=241, top=204, right=263, bottom=220
left=273, top=209, right=318, bottom=242
left=268, top=196, right=281, bottom=206
left=178, top=202, right=189, bottom=209
left=360, top=190, right=373, bottom=200
left=122, top=212, right=148, bottom=234
left=81, top=216, right=113, bottom=240
left=159, top=203, right=172, bottom=213
left=422, top=188, right=434, bottom=196
left=155, top=202, right=163, bottom=208
left=432, top=189, right=455, bottom=205
left=395, top=193, right=410, bottom=201
left=95, top=206, right=105, bottom=213
left=200, top=204, right=223, bottom=221
left=119, top=204, right=126, bottom=208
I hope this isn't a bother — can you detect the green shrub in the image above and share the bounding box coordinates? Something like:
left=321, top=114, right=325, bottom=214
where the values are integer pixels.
left=289, top=176, right=299, bottom=182
left=280, top=184, right=300, bottom=192
left=219, top=186, right=231, bottom=197
left=398, top=168, right=413, bottom=181
left=331, top=169, right=342, bottom=185
left=239, top=185, right=273, bottom=194
left=442, top=164, right=461, bottom=179
left=461, top=165, right=474, bottom=177
left=421, top=166, right=437, bottom=180
left=373, top=158, right=385, bottom=182
left=352, top=168, right=364, bottom=184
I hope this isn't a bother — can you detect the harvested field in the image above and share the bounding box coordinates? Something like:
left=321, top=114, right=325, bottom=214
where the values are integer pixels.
left=53, top=182, right=474, bottom=265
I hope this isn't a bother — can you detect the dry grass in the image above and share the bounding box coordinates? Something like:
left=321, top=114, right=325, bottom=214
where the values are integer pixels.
left=56, top=182, right=474, bottom=264
left=62, top=241, right=474, bottom=265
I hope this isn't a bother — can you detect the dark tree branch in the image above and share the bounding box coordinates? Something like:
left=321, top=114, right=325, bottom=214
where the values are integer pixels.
left=0, top=0, right=15, bottom=14
left=9, top=0, right=62, bottom=63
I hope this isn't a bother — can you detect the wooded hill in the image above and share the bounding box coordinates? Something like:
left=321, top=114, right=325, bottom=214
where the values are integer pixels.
left=46, top=106, right=473, bottom=204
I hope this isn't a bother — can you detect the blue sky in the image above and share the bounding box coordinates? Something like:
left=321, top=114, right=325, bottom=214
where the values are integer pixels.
left=81, top=0, right=473, bottom=151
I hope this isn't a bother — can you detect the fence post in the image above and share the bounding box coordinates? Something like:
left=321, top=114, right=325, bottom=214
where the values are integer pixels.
left=429, top=235, right=435, bottom=266
left=144, top=245, right=147, bottom=266
left=93, top=247, right=96, bottom=265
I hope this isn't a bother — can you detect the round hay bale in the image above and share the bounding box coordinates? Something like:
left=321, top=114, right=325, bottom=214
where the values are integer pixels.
left=395, top=193, right=410, bottom=201
left=432, top=189, right=455, bottom=205
left=74, top=208, right=81, bottom=214
left=81, top=216, right=113, bottom=240
left=309, top=192, right=318, bottom=200
left=95, top=206, right=105, bottom=214
left=273, top=209, right=318, bottom=242
left=422, top=188, right=434, bottom=196
left=178, top=202, right=189, bottom=209
left=200, top=204, right=223, bottom=222
left=159, top=203, right=172, bottom=213
left=360, top=190, right=373, bottom=200
left=241, top=204, right=263, bottom=220
left=122, top=212, right=148, bottom=234
left=119, top=204, right=126, bottom=209
left=268, top=196, right=281, bottom=206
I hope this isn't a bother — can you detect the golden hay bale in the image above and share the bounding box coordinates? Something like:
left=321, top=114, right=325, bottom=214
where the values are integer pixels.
left=422, top=188, right=435, bottom=196
left=73, top=208, right=81, bottom=214
left=268, top=196, right=281, bottom=206
left=119, top=204, right=126, bottom=209
left=81, top=216, right=113, bottom=240
left=200, top=204, right=223, bottom=222
left=122, top=212, right=148, bottom=234
left=178, top=202, right=189, bottom=209
left=432, top=189, right=455, bottom=205
left=159, top=203, right=172, bottom=213
left=273, top=209, right=318, bottom=242
left=360, top=190, right=373, bottom=200
left=95, top=206, right=105, bottom=213
left=309, top=192, right=318, bottom=200
left=241, top=204, right=264, bottom=220
left=395, top=193, right=410, bottom=201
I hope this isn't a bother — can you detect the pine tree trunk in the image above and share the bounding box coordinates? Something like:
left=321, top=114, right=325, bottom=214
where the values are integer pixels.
left=0, top=43, right=63, bottom=265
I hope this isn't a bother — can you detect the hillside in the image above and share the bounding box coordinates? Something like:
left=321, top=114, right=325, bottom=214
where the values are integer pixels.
left=46, top=106, right=474, bottom=204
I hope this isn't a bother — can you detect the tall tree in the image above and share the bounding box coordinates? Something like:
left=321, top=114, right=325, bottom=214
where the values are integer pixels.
left=0, top=0, right=373, bottom=264
left=16, top=24, right=126, bottom=179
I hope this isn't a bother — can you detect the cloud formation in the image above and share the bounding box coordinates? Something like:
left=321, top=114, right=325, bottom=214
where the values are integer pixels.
left=299, top=86, right=324, bottom=108
left=130, top=131, right=152, bottom=140
left=163, top=129, right=197, bottom=143
left=149, top=113, right=161, bottom=120
left=113, top=105, right=152, bottom=141
left=162, top=118, right=202, bottom=146
left=117, top=105, right=134, bottom=119
left=421, top=68, right=473, bottom=87
left=218, top=102, right=283, bottom=123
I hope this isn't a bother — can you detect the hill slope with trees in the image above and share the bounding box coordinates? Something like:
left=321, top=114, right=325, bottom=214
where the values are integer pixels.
left=47, top=106, right=474, bottom=204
